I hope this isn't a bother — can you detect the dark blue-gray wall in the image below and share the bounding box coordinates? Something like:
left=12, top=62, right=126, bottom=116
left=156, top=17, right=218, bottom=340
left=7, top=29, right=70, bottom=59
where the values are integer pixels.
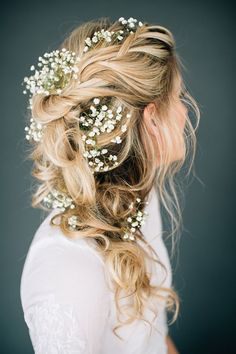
left=1, top=0, right=235, bottom=353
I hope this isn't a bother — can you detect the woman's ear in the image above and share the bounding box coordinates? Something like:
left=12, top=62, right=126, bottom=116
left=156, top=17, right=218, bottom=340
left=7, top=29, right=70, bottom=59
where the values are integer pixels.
left=143, top=102, right=159, bottom=139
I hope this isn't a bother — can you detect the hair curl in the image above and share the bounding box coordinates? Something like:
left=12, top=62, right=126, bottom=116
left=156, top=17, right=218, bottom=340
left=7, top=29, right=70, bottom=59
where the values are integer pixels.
left=24, top=16, right=200, bottom=340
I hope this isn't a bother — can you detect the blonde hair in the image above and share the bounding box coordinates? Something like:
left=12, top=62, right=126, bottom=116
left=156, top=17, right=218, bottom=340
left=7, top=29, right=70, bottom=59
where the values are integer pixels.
left=24, top=17, right=200, bottom=340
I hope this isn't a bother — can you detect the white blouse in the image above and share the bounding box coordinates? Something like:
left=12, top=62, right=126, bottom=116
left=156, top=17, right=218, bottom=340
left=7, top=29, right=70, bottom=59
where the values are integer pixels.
left=20, top=186, right=172, bottom=353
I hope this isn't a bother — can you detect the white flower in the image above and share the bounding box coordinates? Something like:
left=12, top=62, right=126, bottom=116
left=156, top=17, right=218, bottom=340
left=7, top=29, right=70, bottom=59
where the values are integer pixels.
left=88, top=131, right=95, bottom=137
left=121, top=124, right=127, bottom=132
left=131, top=221, right=138, bottom=227
left=116, top=106, right=122, bottom=113
left=123, top=233, right=129, bottom=239
left=116, top=114, right=122, bottom=121
left=68, top=215, right=78, bottom=230
left=90, top=149, right=98, bottom=157
left=93, top=98, right=100, bottom=105
left=111, top=136, right=122, bottom=144
left=85, top=139, right=92, bottom=145
left=83, top=151, right=89, bottom=157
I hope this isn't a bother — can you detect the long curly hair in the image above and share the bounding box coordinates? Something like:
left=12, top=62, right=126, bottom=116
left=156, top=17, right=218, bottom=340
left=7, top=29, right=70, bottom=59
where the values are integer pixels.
left=23, top=17, right=200, bottom=340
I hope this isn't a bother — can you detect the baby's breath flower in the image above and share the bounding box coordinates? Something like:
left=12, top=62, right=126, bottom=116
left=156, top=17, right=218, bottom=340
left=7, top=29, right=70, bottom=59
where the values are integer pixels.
left=22, top=48, right=81, bottom=98
left=78, top=97, right=131, bottom=173
left=68, top=215, right=78, bottom=231
left=121, top=124, right=127, bottom=132
left=118, top=17, right=143, bottom=34
left=83, top=17, right=143, bottom=53
left=24, top=117, right=45, bottom=142
left=121, top=197, right=149, bottom=241
left=83, top=29, right=123, bottom=53
left=111, top=136, right=122, bottom=144
left=42, top=188, right=75, bottom=211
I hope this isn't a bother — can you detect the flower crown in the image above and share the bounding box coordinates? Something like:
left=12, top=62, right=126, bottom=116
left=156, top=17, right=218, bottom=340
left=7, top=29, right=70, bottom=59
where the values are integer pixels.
left=22, top=16, right=144, bottom=174
left=42, top=188, right=148, bottom=241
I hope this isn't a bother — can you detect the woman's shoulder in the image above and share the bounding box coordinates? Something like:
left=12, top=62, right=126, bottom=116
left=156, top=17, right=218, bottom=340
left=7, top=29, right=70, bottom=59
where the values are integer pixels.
left=26, top=208, right=104, bottom=265
left=20, top=209, right=110, bottom=312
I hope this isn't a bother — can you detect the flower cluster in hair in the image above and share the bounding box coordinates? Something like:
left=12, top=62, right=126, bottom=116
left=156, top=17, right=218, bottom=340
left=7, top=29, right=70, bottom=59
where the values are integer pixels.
left=25, top=117, right=44, bottom=142
left=41, top=187, right=149, bottom=241
left=65, top=196, right=148, bottom=241
left=83, top=28, right=124, bottom=53
left=83, top=17, right=143, bottom=52
left=78, top=97, right=131, bottom=173
left=122, top=198, right=149, bottom=241
left=42, top=188, right=76, bottom=211
left=41, top=187, right=148, bottom=242
left=22, top=48, right=80, bottom=104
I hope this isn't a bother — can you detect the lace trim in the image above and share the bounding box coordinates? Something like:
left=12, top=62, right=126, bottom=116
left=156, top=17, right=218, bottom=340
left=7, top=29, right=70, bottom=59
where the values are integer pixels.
left=24, top=293, right=87, bottom=353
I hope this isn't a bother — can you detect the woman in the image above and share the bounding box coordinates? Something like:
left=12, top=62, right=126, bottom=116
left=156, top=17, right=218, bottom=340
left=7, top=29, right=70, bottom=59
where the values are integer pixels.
left=20, top=16, right=200, bottom=353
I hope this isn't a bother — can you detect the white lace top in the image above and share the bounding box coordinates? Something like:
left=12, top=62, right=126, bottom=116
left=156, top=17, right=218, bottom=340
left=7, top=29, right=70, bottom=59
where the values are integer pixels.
left=20, top=186, right=172, bottom=354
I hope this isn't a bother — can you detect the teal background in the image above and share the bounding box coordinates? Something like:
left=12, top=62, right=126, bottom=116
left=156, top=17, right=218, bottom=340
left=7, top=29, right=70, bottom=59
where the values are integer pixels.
left=1, top=0, right=235, bottom=353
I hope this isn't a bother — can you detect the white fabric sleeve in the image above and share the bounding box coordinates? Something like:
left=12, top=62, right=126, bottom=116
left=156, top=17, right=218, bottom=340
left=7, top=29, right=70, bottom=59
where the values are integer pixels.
left=21, top=239, right=111, bottom=354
